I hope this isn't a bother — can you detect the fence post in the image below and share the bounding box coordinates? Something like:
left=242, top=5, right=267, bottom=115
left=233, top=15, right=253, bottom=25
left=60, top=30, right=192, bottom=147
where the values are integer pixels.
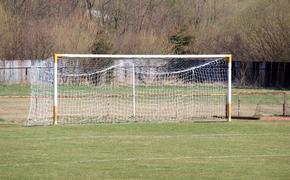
left=238, top=93, right=240, bottom=117
left=283, top=92, right=288, bottom=116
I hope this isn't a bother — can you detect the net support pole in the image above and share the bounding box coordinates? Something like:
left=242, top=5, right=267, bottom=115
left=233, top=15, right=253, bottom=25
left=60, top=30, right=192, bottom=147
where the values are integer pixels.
left=53, top=54, right=58, bottom=125
left=227, top=55, right=232, bottom=122
left=132, top=63, right=136, bottom=117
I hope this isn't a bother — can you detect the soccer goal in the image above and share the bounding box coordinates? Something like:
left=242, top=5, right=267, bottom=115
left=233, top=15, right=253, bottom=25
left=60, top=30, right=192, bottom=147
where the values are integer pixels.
left=26, top=54, right=232, bottom=126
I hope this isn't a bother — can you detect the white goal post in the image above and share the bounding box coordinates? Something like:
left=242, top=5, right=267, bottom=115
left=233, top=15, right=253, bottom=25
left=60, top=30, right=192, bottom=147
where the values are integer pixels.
left=27, top=54, right=232, bottom=126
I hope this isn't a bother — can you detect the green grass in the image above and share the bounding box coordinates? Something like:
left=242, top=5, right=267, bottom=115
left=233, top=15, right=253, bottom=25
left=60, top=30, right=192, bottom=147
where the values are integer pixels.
left=0, top=84, right=31, bottom=96
left=0, top=84, right=289, bottom=122
left=232, top=94, right=290, bottom=105
left=1, top=84, right=289, bottom=98
left=1, top=84, right=227, bottom=96
left=1, top=84, right=290, bottom=178
left=0, top=121, right=290, bottom=179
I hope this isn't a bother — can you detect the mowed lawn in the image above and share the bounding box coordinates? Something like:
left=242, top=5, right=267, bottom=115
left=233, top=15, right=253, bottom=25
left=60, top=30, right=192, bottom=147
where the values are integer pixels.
left=1, top=121, right=290, bottom=179
left=1, top=84, right=290, bottom=179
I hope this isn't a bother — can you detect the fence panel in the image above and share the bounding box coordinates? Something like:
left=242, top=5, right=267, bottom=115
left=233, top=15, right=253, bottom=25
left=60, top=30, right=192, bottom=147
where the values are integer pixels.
left=0, top=60, right=32, bottom=84
left=232, top=92, right=290, bottom=118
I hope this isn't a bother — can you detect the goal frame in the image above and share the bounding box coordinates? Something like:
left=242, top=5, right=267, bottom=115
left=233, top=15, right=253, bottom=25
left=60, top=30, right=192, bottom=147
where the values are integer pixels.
left=53, top=54, right=232, bottom=125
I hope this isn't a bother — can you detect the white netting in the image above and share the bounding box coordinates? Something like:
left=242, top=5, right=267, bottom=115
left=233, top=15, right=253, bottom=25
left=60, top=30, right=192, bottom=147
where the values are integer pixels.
left=27, top=56, right=228, bottom=126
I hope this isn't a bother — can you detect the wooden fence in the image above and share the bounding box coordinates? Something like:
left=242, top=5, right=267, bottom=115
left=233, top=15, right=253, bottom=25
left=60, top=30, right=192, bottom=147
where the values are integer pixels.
left=0, top=60, right=32, bottom=84
left=1, top=60, right=290, bottom=88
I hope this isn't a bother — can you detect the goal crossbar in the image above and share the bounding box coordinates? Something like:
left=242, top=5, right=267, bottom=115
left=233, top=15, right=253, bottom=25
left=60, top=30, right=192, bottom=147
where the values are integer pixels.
left=55, top=54, right=232, bottom=60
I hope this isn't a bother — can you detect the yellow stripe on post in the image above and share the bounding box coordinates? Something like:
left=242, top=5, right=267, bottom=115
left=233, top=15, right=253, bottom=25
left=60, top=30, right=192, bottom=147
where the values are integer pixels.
left=226, top=103, right=232, bottom=121
left=54, top=54, right=58, bottom=64
left=227, top=54, right=232, bottom=63
left=53, top=106, right=58, bottom=125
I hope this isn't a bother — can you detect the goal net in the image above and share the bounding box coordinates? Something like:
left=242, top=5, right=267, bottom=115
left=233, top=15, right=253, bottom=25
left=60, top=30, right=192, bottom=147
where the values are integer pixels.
left=27, top=54, right=231, bottom=126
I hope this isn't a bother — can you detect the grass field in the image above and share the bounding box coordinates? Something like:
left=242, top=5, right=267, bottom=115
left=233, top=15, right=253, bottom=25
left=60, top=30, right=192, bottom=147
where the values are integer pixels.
left=1, top=84, right=290, bottom=179
left=0, top=84, right=289, bottom=123
left=0, top=122, right=290, bottom=179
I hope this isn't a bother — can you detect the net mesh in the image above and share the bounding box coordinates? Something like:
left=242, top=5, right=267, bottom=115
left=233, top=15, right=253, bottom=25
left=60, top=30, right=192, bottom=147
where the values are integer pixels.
left=27, top=56, right=228, bottom=126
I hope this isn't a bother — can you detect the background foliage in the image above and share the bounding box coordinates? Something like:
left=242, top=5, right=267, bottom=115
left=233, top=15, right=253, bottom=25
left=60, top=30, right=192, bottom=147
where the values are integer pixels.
left=0, top=0, right=289, bottom=62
